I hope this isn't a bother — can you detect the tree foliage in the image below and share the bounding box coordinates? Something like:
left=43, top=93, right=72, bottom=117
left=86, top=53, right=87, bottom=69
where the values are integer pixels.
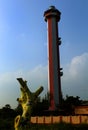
left=61, top=95, right=82, bottom=115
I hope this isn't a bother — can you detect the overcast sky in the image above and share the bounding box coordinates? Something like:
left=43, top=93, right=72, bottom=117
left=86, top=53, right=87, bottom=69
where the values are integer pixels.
left=0, top=0, right=88, bottom=108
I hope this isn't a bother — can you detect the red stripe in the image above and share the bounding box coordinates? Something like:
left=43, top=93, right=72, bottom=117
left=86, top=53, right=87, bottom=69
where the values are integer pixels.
left=48, top=18, right=55, bottom=110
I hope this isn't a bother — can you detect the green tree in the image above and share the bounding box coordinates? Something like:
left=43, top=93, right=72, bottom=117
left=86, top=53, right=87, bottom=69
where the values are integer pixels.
left=62, top=95, right=82, bottom=115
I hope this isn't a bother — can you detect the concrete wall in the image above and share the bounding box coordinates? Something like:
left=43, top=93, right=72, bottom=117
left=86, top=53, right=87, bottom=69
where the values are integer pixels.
left=31, top=116, right=88, bottom=124
left=75, top=106, right=88, bottom=115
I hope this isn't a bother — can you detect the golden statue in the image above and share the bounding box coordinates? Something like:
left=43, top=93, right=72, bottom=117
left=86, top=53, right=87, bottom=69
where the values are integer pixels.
left=14, top=78, right=43, bottom=130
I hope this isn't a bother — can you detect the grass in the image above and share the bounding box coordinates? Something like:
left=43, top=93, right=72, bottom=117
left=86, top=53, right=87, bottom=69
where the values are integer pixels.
left=29, top=123, right=88, bottom=130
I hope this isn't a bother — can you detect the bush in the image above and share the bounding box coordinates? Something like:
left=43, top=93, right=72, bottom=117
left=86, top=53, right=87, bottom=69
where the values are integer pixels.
left=0, top=118, right=14, bottom=130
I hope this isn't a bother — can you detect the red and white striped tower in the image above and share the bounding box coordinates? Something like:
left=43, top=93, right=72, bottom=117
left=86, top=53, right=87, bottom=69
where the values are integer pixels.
left=44, top=6, right=63, bottom=110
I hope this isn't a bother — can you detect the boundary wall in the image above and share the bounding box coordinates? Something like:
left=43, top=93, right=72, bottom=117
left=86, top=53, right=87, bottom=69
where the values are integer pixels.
left=31, top=116, right=88, bottom=124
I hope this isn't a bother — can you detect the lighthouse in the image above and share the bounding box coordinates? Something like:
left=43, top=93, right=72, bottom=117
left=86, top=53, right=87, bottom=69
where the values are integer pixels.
left=44, top=6, right=63, bottom=110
